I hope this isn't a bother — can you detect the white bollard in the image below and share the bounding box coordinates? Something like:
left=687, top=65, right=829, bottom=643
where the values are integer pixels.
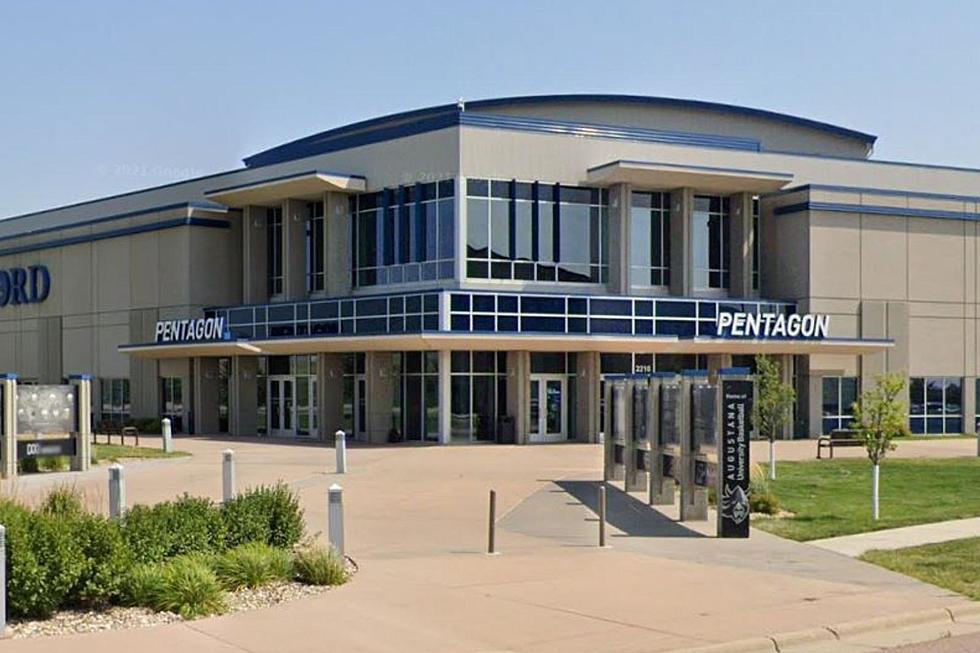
left=108, top=464, right=126, bottom=519
left=328, top=484, right=345, bottom=556
left=222, top=449, right=236, bottom=503
left=0, top=524, right=6, bottom=638
left=335, top=429, right=347, bottom=474
left=162, top=417, right=173, bottom=454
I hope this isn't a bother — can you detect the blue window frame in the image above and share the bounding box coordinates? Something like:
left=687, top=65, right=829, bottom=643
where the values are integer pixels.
left=821, top=376, right=857, bottom=434
left=909, top=377, right=962, bottom=434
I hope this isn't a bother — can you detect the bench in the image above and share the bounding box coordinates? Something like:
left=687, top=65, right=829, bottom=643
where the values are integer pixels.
left=816, top=429, right=862, bottom=459
left=94, top=422, right=140, bottom=447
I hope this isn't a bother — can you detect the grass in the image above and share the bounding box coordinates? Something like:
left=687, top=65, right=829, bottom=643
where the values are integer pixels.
left=861, top=537, right=980, bottom=600
left=292, top=545, right=348, bottom=586
left=213, top=542, right=292, bottom=590
left=753, top=457, right=980, bottom=541
left=94, top=443, right=189, bottom=463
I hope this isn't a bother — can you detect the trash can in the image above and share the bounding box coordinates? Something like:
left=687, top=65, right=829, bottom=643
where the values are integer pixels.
left=498, top=415, right=515, bottom=444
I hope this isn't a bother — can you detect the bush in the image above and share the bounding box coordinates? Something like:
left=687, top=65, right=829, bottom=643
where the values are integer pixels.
left=222, top=483, right=304, bottom=549
left=39, top=486, right=84, bottom=517
left=120, top=563, right=167, bottom=608
left=213, top=542, right=292, bottom=590
left=749, top=485, right=780, bottom=515
left=151, top=557, right=226, bottom=619
left=293, top=545, right=348, bottom=586
left=122, top=495, right=226, bottom=564
left=69, top=515, right=132, bottom=607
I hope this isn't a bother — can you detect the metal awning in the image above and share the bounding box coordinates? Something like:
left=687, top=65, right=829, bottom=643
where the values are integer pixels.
left=205, top=170, right=366, bottom=206
left=587, top=160, right=793, bottom=193
left=120, top=334, right=891, bottom=359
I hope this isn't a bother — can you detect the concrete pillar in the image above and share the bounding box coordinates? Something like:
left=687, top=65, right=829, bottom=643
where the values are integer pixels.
left=607, top=184, right=631, bottom=294
left=0, top=375, right=16, bottom=479
left=242, top=206, right=269, bottom=304
left=438, top=350, right=451, bottom=444
left=284, top=199, right=307, bottom=300
left=230, top=356, right=258, bottom=436
left=319, top=353, right=343, bottom=440
left=728, top=192, right=754, bottom=298
left=706, top=354, right=733, bottom=384
left=779, top=355, right=795, bottom=440
left=963, top=377, right=976, bottom=435
left=669, top=187, right=694, bottom=297
left=365, top=352, right=394, bottom=444
left=69, top=374, right=92, bottom=472
left=575, top=352, right=600, bottom=442
left=325, top=192, right=352, bottom=296
left=506, top=351, right=530, bottom=444
left=193, top=357, right=221, bottom=435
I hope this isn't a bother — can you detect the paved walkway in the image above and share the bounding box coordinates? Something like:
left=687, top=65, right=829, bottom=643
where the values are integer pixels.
left=811, top=517, right=980, bottom=557
left=1, top=437, right=977, bottom=653
left=750, top=436, right=979, bottom=463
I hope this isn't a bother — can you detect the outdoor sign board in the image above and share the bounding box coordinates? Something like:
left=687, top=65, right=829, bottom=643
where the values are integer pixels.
left=719, top=379, right=753, bottom=538
left=660, top=384, right=680, bottom=446
left=691, top=384, right=717, bottom=448
left=716, top=311, right=829, bottom=339
left=16, top=385, right=78, bottom=435
left=17, top=438, right=77, bottom=458
left=155, top=317, right=228, bottom=344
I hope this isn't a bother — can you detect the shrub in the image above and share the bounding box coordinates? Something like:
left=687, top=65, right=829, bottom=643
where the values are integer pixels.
left=293, top=545, right=348, bottom=586
left=152, top=557, right=226, bottom=619
left=213, top=542, right=292, bottom=590
left=122, top=495, right=226, bottom=564
left=39, top=486, right=84, bottom=517
left=120, top=563, right=167, bottom=608
left=749, top=486, right=780, bottom=515
left=39, top=456, right=70, bottom=472
left=68, top=514, right=133, bottom=607
left=222, top=483, right=304, bottom=549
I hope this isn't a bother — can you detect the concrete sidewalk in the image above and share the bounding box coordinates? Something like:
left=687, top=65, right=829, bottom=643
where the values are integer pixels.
left=2, top=437, right=977, bottom=653
left=810, top=517, right=980, bottom=557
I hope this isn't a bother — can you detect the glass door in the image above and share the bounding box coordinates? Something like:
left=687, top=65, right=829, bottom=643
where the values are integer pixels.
left=296, top=376, right=318, bottom=438
left=528, top=376, right=566, bottom=443
left=268, top=376, right=295, bottom=437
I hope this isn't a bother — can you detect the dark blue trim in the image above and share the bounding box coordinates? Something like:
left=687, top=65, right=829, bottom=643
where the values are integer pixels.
left=775, top=201, right=980, bottom=222
left=681, top=369, right=709, bottom=377
left=204, top=169, right=366, bottom=196
left=589, top=159, right=793, bottom=179
left=0, top=201, right=228, bottom=244
left=0, top=218, right=230, bottom=257
left=67, top=373, right=93, bottom=381
left=767, top=183, right=980, bottom=204
left=719, top=367, right=752, bottom=377
left=0, top=373, right=18, bottom=380
left=649, top=371, right=678, bottom=378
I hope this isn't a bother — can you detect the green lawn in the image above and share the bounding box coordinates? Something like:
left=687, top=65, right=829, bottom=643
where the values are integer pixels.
left=94, top=443, right=190, bottom=463
left=753, top=458, right=980, bottom=541
left=861, top=537, right=980, bottom=600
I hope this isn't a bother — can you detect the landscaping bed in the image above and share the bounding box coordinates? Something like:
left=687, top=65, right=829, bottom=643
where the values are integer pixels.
left=860, top=537, right=980, bottom=601
left=1, top=483, right=350, bottom=638
left=752, top=458, right=980, bottom=541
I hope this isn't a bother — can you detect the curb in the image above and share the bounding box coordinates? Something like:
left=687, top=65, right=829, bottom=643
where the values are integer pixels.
left=673, top=603, right=974, bottom=653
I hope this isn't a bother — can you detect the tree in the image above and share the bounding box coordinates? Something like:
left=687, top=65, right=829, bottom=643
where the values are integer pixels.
left=752, top=355, right=796, bottom=481
left=850, top=373, right=909, bottom=520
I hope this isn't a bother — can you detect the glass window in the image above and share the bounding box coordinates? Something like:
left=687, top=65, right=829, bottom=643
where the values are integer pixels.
left=450, top=351, right=508, bottom=442
left=821, top=376, right=857, bottom=434
left=99, top=378, right=131, bottom=427
left=161, top=377, right=183, bottom=433
left=306, top=201, right=325, bottom=293
left=751, top=197, right=760, bottom=291
left=630, top=191, right=670, bottom=287
left=266, top=206, right=284, bottom=296
left=400, top=351, right=440, bottom=442
left=909, top=376, right=962, bottom=434
left=692, top=195, right=729, bottom=290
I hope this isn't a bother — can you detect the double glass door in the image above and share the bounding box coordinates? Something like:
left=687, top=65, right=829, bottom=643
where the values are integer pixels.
left=268, top=376, right=317, bottom=438
left=343, top=374, right=368, bottom=442
left=529, top=376, right=566, bottom=443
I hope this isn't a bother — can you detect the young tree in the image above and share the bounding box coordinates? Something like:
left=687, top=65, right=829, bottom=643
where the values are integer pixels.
left=752, top=354, right=796, bottom=480
left=850, top=372, right=909, bottom=520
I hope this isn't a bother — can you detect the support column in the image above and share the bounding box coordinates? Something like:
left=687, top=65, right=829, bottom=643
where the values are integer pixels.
left=963, top=377, right=976, bottom=435
left=242, top=206, right=269, bottom=304
left=319, top=353, right=344, bottom=439
left=230, top=357, right=258, bottom=436
left=438, top=350, right=451, bottom=444
left=325, top=192, right=352, bottom=296
left=365, top=352, right=394, bottom=444
left=706, top=354, right=733, bottom=384
left=284, top=199, right=307, bottom=300
left=669, top=188, right=694, bottom=297
left=69, top=374, right=92, bottom=472
left=1, top=374, right=17, bottom=479
left=607, top=184, right=631, bottom=294
left=806, top=362, right=825, bottom=438
left=506, top=351, right=530, bottom=444
left=575, top=352, right=600, bottom=442
left=728, top=192, right=754, bottom=298
left=193, top=358, right=221, bottom=435
left=779, top=354, right=794, bottom=440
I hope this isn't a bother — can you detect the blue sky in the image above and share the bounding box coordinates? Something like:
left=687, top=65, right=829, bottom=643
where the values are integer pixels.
left=2, top=1, right=979, bottom=217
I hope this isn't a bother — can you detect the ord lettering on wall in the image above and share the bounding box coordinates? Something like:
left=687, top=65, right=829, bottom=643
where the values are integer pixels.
left=0, top=265, right=51, bottom=307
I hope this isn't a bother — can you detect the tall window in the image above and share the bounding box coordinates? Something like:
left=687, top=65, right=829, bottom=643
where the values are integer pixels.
left=752, top=197, right=760, bottom=291
left=266, top=206, right=284, bottom=296
left=100, top=378, right=130, bottom=425
left=306, top=201, right=325, bottom=293
left=910, top=377, right=962, bottom=434
left=822, top=376, right=857, bottom=433
left=630, top=191, right=671, bottom=287
left=466, top=179, right=607, bottom=284
left=399, top=351, right=439, bottom=441
left=161, top=377, right=183, bottom=432
left=692, top=195, right=730, bottom=290
left=451, top=351, right=508, bottom=442
left=351, top=180, right=455, bottom=288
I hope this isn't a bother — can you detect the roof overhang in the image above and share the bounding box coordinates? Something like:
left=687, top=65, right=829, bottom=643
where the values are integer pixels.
left=120, top=334, right=891, bottom=359
left=587, top=160, right=793, bottom=193
left=205, top=170, right=366, bottom=207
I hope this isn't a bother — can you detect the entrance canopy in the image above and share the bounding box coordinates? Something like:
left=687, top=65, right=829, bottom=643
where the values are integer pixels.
left=204, top=170, right=366, bottom=206
left=586, top=159, right=793, bottom=194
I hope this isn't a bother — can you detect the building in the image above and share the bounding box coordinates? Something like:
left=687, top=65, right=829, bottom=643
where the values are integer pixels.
left=0, top=94, right=975, bottom=443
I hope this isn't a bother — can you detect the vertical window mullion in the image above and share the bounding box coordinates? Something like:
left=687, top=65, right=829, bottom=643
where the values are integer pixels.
left=552, top=183, right=561, bottom=263
left=415, top=182, right=424, bottom=262
left=531, top=182, right=539, bottom=261
left=508, top=179, right=517, bottom=273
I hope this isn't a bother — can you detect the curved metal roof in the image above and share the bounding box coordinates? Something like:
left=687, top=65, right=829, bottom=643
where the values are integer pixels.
left=244, top=94, right=876, bottom=168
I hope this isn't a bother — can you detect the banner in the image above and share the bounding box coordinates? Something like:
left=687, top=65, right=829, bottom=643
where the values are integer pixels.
left=719, top=379, right=753, bottom=538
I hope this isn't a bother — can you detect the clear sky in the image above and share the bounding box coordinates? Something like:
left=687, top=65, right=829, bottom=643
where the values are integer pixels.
left=2, top=0, right=979, bottom=218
